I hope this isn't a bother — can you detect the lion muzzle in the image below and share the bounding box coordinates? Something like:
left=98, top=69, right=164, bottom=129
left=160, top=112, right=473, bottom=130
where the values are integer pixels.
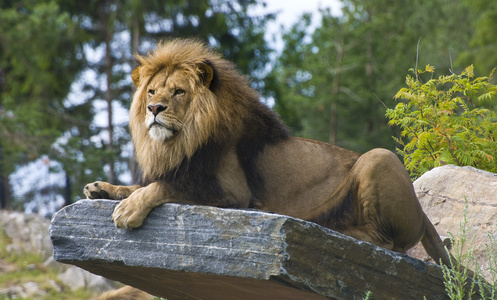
left=148, top=104, right=167, bottom=116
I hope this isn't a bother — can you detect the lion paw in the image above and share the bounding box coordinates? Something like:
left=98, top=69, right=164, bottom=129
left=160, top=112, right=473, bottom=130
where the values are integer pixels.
left=112, top=196, right=151, bottom=229
left=84, top=181, right=113, bottom=199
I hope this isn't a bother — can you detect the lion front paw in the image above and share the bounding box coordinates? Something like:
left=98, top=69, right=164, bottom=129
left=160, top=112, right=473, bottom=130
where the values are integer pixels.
left=112, top=196, right=152, bottom=229
left=84, top=181, right=114, bottom=199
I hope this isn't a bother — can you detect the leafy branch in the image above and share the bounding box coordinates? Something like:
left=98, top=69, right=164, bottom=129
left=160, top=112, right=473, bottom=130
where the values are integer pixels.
left=386, top=65, right=497, bottom=179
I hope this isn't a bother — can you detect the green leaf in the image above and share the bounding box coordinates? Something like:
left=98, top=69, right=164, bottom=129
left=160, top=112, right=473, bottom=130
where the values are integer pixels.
left=387, top=65, right=497, bottom=177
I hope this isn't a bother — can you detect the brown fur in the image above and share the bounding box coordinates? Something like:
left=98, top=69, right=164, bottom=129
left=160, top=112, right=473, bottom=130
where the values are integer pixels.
left=84, top=38, right=467, bottom=274
left=95, top=285, right=152, bottom=300
left=130, top=39, right=249, bottom=180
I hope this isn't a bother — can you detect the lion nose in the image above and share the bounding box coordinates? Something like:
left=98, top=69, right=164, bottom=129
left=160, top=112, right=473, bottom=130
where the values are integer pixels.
left=148, top=104, right=167, bottom=116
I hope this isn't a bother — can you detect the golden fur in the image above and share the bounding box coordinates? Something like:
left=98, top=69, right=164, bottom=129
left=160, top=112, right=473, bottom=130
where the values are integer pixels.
left=130, top=39, right=248, bottom=180
left=84, top=38, right=467, bottom=274
left=95, top=286, right=152, bottom=300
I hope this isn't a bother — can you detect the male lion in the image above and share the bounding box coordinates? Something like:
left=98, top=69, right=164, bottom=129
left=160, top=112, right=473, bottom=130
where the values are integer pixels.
left=84, top=38, right=455, bottom=268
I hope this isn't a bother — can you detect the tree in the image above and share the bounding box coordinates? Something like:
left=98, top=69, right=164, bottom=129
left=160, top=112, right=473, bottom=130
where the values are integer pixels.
left=271, top=0, right=480, bottom=153
left=271, top=5, right=404, bottom=152
left=9, top=0, right=275, bottom=213
left=0, top=0, right=86, bottom=209
left=459, top=0, right=497, bottom=77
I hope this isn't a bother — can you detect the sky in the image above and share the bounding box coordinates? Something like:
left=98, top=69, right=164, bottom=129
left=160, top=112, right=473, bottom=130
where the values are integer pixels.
left=264, top=0, right=342, bottom=27
left=260, top=0, right=342, bottom=52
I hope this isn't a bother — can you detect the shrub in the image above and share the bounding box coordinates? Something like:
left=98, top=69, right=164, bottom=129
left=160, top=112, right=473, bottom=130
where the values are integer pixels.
left=441, top=200, right=497, bottom=299
left=386, top=65, right=497, bottom=179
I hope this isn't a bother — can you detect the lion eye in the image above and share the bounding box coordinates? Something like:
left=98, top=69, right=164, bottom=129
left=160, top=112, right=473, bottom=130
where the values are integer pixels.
left=173, top=88, right=185, bottom=96
left=148, top=89, right=155, bottom=95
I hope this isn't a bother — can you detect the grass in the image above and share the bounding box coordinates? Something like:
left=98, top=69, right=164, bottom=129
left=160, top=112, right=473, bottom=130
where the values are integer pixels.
left=0, top=225, right=98, bottom=300
left=441, top=200, right=497, bottom=300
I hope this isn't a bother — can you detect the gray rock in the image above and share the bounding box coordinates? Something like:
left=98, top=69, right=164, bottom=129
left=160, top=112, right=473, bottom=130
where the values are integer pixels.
left=58, top=265, right=116, bottom=292
left=0, top=210, right=52, bottom=259
left=0, top=209, right=118, bottom=296
left=0, top=282, right=46, bottom=299
left=50, top=199, right=452, bottom=300
left=409, top=165, right=497, bottom=280
left=42, top=256, right=69, bottom=273
left=22, top=282, right=46, bottom=298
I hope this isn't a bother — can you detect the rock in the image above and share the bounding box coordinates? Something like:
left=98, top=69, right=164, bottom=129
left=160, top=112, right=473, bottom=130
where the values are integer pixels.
left=0, top=282, right=46, bottom=299
left=47, top=279, right=63, bottom=293
left=22, top=281, right=46, bottom=298
left=409, top=165, right=497, bottom=279
left=43, top=256, right=69, bottom=273
left=58, top=265, right=116, bottom=292
left=0, top=209, right=118, bottom=297
left=0, top=210, right=53, bottom=259
left=0, top=286, right=23, bottom=299
left=50, top=199, right=453, bottom=300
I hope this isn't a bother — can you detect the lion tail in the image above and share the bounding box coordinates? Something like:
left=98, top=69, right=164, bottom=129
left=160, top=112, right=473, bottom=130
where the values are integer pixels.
left=420, top=213, right=474, bottom=277
left=420, top=213, right=452, bottom=266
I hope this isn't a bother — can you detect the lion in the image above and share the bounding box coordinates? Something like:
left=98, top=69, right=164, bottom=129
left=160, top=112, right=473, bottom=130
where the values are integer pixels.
left=84, top=38, right=459, bottom=270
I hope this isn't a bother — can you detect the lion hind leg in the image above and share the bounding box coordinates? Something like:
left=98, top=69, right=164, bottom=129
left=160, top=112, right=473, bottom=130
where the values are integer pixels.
left=420, top=214, right=474, bottom=277
left=420, top=214, right=451, bottom=266
left=342, top=225, right=395, bottom=251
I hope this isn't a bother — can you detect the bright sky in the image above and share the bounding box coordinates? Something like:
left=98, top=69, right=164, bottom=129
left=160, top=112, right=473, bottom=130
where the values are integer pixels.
left=264, top=0, right=342, bottom=26
left=259, top=0, right=342, bottom=52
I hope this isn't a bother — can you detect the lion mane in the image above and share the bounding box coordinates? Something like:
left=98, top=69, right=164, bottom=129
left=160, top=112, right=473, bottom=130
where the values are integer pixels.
left=85, top=38, right=469, bottom=276
left=130, top=38, right=289, bottom=206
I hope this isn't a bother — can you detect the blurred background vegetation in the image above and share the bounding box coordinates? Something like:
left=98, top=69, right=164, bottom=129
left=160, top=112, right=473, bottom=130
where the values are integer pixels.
left=0, top=0, right=496, bottom=216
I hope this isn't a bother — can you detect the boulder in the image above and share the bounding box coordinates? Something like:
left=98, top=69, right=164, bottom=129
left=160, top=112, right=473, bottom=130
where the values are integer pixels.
left=50, top=199, right=451, bottom=300
left=0, top=282, right=46, bottom=299
left=58, top=266, right=115, bottom=292
left=408, top=165, right=497, bottom=279
left=0, top=210, right=53, bottom=259
left=0, top=209, right=118, bottom=297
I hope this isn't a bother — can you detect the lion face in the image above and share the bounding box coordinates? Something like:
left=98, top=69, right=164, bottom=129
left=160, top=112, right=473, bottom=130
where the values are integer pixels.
left=143, top=69, right=193, bottom=141
left=129, top=39, right=241, bottom=178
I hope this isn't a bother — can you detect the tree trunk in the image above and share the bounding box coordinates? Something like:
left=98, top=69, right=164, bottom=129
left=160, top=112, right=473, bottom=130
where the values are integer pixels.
left=102, top=0, right=116, bottom=184
left=63, top=172, right=72, bottom=207
left=129, top=9, right=142, bottom=185
left=0, top=150, right=10, bottom=209
left=0, top=171, right=10, bottom=210
left=365, top=12, right=375, bottom=135
left=330, top=37, right=344, bottom=145
left=0, top=68, right=9, bottom=209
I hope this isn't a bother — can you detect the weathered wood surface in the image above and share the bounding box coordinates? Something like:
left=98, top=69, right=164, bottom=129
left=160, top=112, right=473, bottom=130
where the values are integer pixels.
left=50, top=199, right=449, bottom=300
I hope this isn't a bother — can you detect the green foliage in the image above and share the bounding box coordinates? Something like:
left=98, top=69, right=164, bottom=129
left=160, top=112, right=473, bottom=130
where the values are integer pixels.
left=271, top=8, right=395, bottom=152
left=362, top=290, right=373, bottom=300
left=441, top=202, right=478, bottom=299
left=459, top=1, right=497, bottom=78
left=386, top=65, right=497, bottom=178
left=0, top=0, right=85, bottom=174
left=270, top=0, right=475, bottom=153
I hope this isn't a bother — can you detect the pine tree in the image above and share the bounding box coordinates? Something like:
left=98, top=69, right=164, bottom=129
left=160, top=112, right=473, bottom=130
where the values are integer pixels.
left=0, top=0, right=86, bottom=209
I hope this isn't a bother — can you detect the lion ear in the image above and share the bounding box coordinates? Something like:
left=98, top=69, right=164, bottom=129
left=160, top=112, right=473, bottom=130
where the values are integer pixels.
left=131, top=65, right=141, bottom=87
left=197, top=62, right=214, bottom=88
